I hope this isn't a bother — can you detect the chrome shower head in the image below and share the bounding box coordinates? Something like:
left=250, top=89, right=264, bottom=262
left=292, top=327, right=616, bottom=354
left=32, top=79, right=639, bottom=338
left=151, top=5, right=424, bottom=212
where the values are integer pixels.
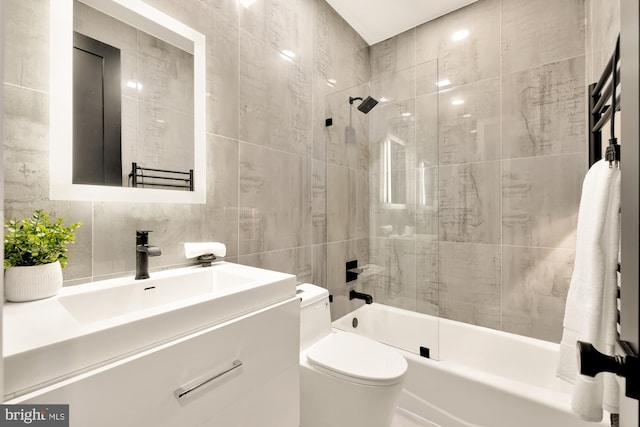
left=349, top=96, right=379, bottom=114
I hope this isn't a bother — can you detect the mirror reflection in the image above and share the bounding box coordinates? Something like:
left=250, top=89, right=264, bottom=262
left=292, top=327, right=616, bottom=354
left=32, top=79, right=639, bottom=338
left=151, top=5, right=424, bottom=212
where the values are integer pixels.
left=381, top=135, right=409, bottom=206
left=72, top=0, right=194, bottom=190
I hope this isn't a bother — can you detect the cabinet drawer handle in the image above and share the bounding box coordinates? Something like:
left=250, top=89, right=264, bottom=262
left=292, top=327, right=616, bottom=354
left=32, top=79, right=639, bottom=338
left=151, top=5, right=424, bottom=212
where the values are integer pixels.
left=174, top=359, right=243, bottom=400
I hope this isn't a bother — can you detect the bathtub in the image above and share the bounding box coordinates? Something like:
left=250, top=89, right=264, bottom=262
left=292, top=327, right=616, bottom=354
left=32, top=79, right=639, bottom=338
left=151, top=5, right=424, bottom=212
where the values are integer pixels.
left=333, top=303, right=609, bottom=427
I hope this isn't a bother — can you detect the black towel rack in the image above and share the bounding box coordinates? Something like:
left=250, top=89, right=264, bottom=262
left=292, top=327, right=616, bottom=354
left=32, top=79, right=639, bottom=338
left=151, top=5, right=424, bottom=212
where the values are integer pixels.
left=128, top=162, right=194, bottom=191
left=588, top=36, right=621, bottom=168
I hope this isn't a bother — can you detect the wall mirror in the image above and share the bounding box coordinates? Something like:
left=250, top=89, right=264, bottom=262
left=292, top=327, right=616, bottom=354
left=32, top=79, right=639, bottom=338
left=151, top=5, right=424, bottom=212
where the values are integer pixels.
left=50, top=0, right=206, bottom=204
left=380, top=134, right=409, bottom=208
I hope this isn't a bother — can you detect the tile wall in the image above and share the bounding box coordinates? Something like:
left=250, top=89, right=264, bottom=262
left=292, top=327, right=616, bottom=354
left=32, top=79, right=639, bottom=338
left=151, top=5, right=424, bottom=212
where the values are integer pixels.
left=3, top=0, right=369, bottom=285
left=3, top=0, right=622, bottom=344
left=344, top=0, right=589, bottom=341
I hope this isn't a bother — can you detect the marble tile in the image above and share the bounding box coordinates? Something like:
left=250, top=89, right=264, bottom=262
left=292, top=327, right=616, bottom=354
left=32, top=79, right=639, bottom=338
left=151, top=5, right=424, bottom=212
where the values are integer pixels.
left=585, top=0, right=620, bottom=83
left=438, top=242, right=501, bottom=329
left=311, top=0, right=371, bottom=163
left=355, top=169, right=370, bottom=240
left=370, top=68, right=416, bottom=108
left=439, top=161, right=501, bottom=244
left=439, top=77, right=500, bottom=165
left=327, top=238, right=369, bottom=320
left=415, top=0, right=500, bottom=88
left=501, top=0, right=585, bottom=74
left=4, top=0, right=49, bottom=91
left=415, top=166, right=438, bottom=238
left=312, top=0, right=370, bottom=95
left=502, top=245, right=574, bottom=342
left=238, top=143, right=312, bottom=254
left=369, top=99, right=416, bottom=172
left=312, top=159, right=327, bottom=244
left=416, top=239, right=439, bottom=316
left=502, top=56, right=586, bottom=159
left=415, top=59, right=439, bottom=97
left=370, top=28, right=416, bottom=77
left=136, top=31, right=194, bottom=115
left=240, top=0, right=313, bottom=68
left=135, top=102, right=194, bottom=173
left=204, top=11, right=239, bottom=139
left=239, top=246, right=312, bottom=284
left=239, top=30, right=312, bottom=157
left=312, top=75, right=330, bottom=162
left=415, top=92, right=438, bottom=167
left=369, top=237, right=417, bottom=311
left=92, top=202, right=208, bottom=277
left=369, top=164, right=416, bottom=240
left=312, top=244, right=327, bottom=288
left=327, top=164, right=356, bottom=242
left=502, top=154, right=585, bottom=249
left=206, top=135, right=239, bottom=259
left=3, top=85, right=50, bottom=206
left=325, top=84, right=370, bottom=170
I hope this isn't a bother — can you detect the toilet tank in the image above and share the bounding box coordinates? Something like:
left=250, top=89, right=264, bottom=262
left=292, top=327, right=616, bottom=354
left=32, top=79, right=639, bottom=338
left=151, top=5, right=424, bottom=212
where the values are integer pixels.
left=297, top=284, right=332, bottom=351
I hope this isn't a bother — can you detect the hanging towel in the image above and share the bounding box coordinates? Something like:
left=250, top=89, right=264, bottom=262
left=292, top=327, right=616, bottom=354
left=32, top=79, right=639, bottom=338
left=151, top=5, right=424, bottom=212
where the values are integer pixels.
left=184, top=242, right=227, bottom=259
left=557, top=159, right=620, bottom=422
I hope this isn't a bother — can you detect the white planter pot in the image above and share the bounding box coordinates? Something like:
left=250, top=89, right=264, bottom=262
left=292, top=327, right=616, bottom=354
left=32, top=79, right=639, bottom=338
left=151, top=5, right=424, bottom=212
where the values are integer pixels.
left=4, top=261, right=63, bottom=302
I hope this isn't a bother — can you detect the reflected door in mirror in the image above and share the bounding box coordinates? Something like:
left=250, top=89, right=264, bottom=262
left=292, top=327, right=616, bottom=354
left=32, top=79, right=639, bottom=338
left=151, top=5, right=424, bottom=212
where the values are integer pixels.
left=72, top=32, right=122, bottom=186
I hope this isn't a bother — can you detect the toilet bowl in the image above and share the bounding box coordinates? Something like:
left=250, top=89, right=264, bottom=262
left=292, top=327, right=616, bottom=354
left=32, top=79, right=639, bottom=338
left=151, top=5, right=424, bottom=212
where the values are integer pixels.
left=297, top=283, right=407, bottom=427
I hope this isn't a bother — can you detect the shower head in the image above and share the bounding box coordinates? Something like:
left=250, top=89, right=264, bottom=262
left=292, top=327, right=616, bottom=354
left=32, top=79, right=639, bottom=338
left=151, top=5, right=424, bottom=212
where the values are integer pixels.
left=349, top=96, right=379, bottom=114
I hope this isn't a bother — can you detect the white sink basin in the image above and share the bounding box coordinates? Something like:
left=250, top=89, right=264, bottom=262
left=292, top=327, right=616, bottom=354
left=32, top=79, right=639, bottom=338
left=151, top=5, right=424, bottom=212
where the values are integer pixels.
left=3, top=262, right=296, bottom=399
left=58, top=268, right=257, bottom=324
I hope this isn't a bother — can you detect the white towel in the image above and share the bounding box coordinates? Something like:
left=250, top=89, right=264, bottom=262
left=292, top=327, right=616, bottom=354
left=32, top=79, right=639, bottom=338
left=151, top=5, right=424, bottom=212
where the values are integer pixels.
left=184, top=242, right=227, bottom=259
left=557, top=160, right=620, bottom=421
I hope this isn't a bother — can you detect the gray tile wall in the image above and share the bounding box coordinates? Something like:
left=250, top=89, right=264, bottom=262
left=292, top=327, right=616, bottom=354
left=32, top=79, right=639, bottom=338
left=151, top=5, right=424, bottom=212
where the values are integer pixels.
left=362, top=0, right=589, bottom=342
left=3, top=0, right=369, bottom=287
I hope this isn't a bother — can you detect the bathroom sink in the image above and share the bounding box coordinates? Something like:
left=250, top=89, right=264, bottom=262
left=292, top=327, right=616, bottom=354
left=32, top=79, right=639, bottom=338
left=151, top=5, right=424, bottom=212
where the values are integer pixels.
left=57, top=268, right=256, bottom=324
left=3, top=262, right=296, bottom=399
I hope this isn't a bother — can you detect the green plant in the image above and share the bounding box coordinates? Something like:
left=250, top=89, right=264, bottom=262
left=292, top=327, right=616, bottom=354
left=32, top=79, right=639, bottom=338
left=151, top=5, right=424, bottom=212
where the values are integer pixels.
left=4, top=210, right=82, bottom=269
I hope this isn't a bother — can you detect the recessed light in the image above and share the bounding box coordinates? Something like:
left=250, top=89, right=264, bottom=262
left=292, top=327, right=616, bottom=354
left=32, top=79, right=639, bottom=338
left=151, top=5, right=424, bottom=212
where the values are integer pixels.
left=462, top=113, right=472, bottom=118
left=402, top=112, right=412, bottom=117
left=452, top=29, right=470, bottom=41
left=380, top=97, right=391, bottom=103
left=240, top=0, right=256, bottom=8
left=470, top=129, right=477, bottom=134
left=436, top=79, right=451, bottom=88
left=452, top=99, right=465, bottom=106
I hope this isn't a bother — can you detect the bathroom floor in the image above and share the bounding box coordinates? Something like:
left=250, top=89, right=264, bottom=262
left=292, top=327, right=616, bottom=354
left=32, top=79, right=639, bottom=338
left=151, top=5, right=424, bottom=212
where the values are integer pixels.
left=392, top=408, right=439, bottom=427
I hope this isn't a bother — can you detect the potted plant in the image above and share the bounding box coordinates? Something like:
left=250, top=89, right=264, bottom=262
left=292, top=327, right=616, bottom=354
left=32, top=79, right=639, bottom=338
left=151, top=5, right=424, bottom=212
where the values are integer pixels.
left=4, top=209, right=82, bottom=302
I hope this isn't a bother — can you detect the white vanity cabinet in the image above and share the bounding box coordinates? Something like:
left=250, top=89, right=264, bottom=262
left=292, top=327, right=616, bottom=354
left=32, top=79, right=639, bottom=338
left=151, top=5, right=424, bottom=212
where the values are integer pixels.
left=9, top=298, right=300, bottom=427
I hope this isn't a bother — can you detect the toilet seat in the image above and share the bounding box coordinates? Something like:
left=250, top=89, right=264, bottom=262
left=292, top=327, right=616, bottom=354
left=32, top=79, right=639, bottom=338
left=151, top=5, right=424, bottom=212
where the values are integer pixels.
left=306, top=331, right=407, bottom=386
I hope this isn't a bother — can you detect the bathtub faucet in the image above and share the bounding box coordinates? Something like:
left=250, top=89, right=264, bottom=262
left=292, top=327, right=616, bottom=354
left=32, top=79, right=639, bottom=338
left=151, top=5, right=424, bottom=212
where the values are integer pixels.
left=135, top=230, right=161, bottom=280
left=349, top=290, right=373, bottom=304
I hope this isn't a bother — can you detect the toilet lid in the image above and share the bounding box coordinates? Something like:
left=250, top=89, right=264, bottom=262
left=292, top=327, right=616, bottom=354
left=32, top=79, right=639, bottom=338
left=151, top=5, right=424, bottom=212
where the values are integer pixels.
left=306, top=332, right=407, bottom=386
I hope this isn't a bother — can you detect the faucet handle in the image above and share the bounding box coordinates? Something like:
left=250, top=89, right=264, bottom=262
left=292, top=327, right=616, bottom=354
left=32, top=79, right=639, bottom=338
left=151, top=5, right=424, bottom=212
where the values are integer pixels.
left=136, top=230, right=153, bottom=245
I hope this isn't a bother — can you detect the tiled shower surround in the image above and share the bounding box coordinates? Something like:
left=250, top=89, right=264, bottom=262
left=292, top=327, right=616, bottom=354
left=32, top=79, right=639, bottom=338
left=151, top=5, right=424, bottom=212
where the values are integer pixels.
left=329, top=0, right=591, bottom=343
left=2, top=0, right=619, bottom=343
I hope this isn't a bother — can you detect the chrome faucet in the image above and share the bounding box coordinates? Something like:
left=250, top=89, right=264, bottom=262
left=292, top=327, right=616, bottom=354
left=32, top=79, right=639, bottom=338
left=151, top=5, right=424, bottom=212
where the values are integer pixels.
left=135, top=230, right=161, bottom=280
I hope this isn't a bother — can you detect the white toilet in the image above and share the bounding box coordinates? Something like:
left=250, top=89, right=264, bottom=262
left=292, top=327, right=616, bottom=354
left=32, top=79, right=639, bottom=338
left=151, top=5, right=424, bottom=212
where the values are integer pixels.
left=297, top=283, right=407, bottom=427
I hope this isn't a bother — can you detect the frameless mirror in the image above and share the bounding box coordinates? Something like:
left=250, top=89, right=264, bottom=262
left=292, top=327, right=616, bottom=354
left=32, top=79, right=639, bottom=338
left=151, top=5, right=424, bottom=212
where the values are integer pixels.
left=380, top=134, right=409, bottom=207
left=50, top=0, right=206, bottom=203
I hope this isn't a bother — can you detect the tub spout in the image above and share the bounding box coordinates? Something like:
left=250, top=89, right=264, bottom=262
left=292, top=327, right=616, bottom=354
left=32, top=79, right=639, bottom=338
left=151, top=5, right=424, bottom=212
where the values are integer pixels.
left=349, top=290, right=373, bottom=304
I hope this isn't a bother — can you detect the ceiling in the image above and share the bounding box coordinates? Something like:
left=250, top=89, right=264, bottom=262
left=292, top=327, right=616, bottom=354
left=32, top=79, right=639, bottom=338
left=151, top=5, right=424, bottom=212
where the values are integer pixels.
left=325, top=0, right=479, bottom=46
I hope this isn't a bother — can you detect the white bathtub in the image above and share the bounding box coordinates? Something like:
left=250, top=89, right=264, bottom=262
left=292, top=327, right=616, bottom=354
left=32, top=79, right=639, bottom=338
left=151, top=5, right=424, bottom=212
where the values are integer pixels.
left=333, top=303, right=609, bottom=427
